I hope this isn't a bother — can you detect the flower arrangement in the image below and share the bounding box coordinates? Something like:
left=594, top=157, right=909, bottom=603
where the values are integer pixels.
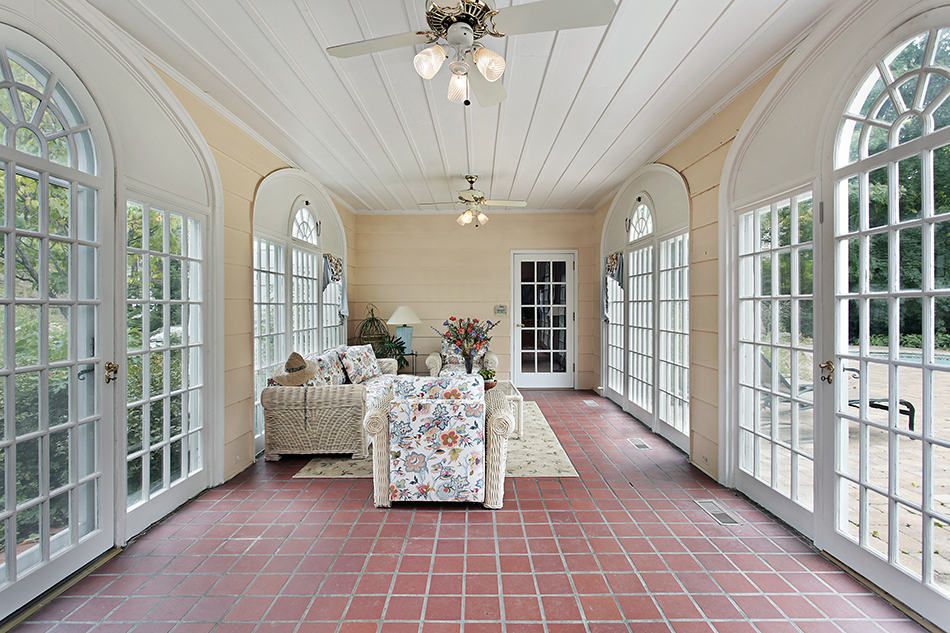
left=432, top=316, right=500, bottom=370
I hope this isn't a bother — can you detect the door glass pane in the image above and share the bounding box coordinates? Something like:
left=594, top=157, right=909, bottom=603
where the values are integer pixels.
left=2, top=157, right=102, bottom=591
left=292, top=249, right=319, bottom=356
left=627, top=246, right=653, bottom=413
left=737, top=193, right=814, bottom=510
left=126, top=202, right=203, bottom=510
left=658, top=233, right=689, bottom=436
left=835, top=132, right=950, bottom=595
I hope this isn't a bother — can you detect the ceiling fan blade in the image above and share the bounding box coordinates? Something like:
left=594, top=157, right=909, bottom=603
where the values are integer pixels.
left=483, top=200, right=528, bottom=207
left=419, top=201, right=460, bottom=207
left=327, top=31, right=433, bottom=58
left=491, top=0, right=616, bottom=36
left=465, top=52, right=506, bottom=107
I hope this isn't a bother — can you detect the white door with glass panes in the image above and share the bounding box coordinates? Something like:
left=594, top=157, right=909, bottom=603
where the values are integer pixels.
left=123, top=201, right=207, bottom=537
left=0, top=35, right=116, bottom=620
left=512, top=253, right=575, bottom=388
left=731, top=28, right=950, bottom=622
left=734, top=191, right=817, bottom=533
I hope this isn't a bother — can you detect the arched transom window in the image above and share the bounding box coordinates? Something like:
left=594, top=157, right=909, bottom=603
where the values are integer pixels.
left=837, top=28, right=950, bottom=167
left=0, top=48, right=95, bottom=174
left=292, top=204, right=320, bottom=246
left=627, top=199, right=655, bottom=242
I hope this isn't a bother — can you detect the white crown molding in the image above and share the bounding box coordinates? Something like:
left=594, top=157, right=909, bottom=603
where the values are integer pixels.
left=358, top=206, right=595, bottom=216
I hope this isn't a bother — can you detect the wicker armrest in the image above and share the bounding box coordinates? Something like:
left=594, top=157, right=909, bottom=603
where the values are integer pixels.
left=365, top=392, right=394, bottom=508
left=260, top=383, right=365, bottom=410
left=484, top=388, right=514, bottom=509
left=260, top=384, right=368, bottom=461
left=483, top=351, right=499, bottom=371
left=378, top=358, right=398, bottom=375
left=425, top=352, right=442, bottom=377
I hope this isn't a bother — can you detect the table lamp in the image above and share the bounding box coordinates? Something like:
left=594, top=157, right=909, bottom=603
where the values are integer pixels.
left=387, top=306, right=421, bottom=352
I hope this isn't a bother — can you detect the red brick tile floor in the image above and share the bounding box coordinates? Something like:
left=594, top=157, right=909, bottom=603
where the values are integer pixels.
left=16, top=391, right=929, bottom=633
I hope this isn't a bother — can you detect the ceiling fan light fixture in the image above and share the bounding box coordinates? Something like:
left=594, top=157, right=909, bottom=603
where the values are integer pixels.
left=476, top=211, right=489, bottom=225
left=413, top=44, right=446, bottom=79
left=447, top=70, right=469, bottom=104
left=456, top=212, right=468, bottom=226
left=474, top=46, right=505, bottom=82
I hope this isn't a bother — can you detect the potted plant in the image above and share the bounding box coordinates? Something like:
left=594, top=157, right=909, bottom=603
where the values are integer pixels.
left=478, top=367, right=497, bottom=390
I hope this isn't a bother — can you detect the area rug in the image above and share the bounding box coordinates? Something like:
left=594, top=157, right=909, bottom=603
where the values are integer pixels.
left=293, top=401, right=578, bottom=478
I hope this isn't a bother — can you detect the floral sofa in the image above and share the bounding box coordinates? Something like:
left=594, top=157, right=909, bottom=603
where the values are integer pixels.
left=364, top=375, right=515, bottom=509
left=425, top=339, right=500, bottom=377
left=259, top=345, right=398, bottom=460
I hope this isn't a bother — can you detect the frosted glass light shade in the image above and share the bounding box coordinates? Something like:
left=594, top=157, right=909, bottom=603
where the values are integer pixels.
left=413, top=45, right=446, bottom=79
left=456, top=212, right=467, bottom=226
left=476, top=211, right=489, bottom=225
left=387, top=306, right=421, bottom=326
left=447, top=71, right=469, bottom=104
left=474, top=47, right=506, bottom=82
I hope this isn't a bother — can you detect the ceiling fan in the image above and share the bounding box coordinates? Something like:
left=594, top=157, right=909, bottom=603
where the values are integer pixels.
left=420, top=174, right=527, bottom=227
left=326, top=0, right=617, bottom=107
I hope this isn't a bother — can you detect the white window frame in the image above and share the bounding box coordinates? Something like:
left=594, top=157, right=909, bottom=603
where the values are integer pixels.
left=602, top=191, right=691, bottom=453
left=252, top=203, right=347, bottom=455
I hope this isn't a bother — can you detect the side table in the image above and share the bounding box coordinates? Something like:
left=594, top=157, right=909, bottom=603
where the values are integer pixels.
left=494, top=380, right=524, bottom=439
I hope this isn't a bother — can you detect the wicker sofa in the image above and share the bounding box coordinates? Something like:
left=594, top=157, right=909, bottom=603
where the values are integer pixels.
left=425, top=341, right=500, bottom=377
left=365, top=375, right=514, bottom=509
left=259, top=357, right=398, bottom=461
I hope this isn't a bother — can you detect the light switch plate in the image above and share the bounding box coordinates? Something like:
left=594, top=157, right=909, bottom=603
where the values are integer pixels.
left=494, top=304, right=507, bottom=315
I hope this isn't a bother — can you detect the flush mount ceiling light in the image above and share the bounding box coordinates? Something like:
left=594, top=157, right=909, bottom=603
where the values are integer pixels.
left=327, top=0, right=617, bottom=107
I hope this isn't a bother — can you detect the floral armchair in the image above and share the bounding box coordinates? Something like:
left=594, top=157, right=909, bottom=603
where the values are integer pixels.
left=425, top=339, right=500, bottom=377
left=365, top=375, right=514, bottom=509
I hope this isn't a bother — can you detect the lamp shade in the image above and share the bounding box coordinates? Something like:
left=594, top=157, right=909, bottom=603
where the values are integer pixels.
left=387, top=306, right=421, bottom=326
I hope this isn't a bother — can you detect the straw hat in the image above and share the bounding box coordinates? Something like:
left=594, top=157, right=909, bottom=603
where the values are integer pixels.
left=272, top=352, right=318, bottom=386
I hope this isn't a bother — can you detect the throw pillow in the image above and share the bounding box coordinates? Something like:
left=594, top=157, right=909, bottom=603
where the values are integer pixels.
left=311, top=350, right=347, bottom=385
left=338, top=344, right=381, bottom=384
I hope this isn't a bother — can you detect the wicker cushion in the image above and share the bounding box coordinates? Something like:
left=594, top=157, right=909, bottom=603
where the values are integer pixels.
left=338, top=344, right=381, bottom=384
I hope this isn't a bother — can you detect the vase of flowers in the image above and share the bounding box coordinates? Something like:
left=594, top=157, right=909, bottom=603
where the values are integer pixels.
left=432, top=316, right=500, bottom=374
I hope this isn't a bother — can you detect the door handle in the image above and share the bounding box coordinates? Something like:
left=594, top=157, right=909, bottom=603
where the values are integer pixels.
left=819, top=360, right=835, bottom=383
left=515, top=323, right=523, bottom=328
left=104, top=361, right=119, bottom=384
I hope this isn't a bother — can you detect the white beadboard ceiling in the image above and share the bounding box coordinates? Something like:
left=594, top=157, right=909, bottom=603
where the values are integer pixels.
left=88, top=0, right=838, bottom=213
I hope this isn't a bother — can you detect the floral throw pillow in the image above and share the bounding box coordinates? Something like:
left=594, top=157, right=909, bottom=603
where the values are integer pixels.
left=311, top=350, right=347, bottom=385
left=338, top=344, right=381, bottom=384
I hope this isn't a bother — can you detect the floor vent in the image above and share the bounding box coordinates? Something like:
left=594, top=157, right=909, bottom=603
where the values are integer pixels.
left=628, top=438, right=651, bottom=450
left=696, top=499, right=741, bottom=525
left=582, top=399, right=600, bottom=407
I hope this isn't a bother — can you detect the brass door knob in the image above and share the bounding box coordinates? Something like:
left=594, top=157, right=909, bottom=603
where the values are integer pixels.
left=104, top=362, right=119, bottom=383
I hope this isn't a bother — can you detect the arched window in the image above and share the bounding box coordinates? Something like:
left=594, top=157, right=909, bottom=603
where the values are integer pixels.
left=830, top=26, right=950, bottom=597
left=627, top=200, right=655, bottom=242
left=291, top=205, right=320, bottom=246
left=0, top=49, right=95, bottom=174
left=252, top=193, right=346, bottom=453
left=602, top=173, right=690, bottom=452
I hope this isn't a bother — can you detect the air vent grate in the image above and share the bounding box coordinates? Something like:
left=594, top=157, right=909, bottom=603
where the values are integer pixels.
left=628, top=438, right=651, bottom=450
left=696, top=499, right=741, bottom=525
left=582, top=399, right=600, bottom=407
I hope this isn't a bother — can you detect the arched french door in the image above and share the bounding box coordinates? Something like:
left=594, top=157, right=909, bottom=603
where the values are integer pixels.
left=0, top=27, right=116, bottom=618
left=732, top=24, right=950, bottom=624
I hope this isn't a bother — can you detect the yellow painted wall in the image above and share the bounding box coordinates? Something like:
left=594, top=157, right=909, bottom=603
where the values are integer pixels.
left=160, top=71, right=288, bottom=480
left=350, top=212, right=601, bottom=389
left=656, top=65, right=781, bottom=478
